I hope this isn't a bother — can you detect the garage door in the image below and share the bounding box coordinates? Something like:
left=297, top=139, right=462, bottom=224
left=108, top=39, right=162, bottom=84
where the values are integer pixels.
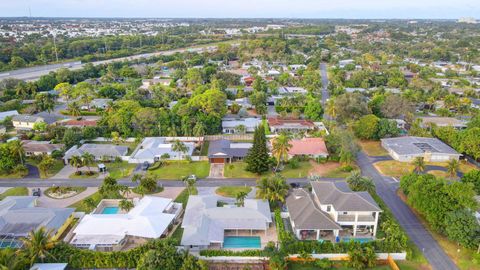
left=210, top=158, right=225, bottom=163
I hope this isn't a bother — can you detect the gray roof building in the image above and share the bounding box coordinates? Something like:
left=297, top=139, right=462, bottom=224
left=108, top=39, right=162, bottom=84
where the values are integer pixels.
left=208, top=139, right=252, bottom=163
left=381, top=136, right=461, bottom=162
left=64, top=143, right=128, bottom=162
left=0, top=110, right=19, bottom=121
left=311, top=182, right=381, bottom=212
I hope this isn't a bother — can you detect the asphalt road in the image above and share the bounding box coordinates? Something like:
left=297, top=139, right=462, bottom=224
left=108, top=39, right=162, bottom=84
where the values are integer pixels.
left=356, top=151, right=458, bottom=270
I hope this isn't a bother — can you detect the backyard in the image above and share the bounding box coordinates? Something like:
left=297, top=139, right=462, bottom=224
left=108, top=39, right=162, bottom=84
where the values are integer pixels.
left=147, top=161, right=210, bottom=179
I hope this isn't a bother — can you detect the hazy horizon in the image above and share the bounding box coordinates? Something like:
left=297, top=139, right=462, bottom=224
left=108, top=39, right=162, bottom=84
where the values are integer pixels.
left=0, top=0, right=478, bottom=19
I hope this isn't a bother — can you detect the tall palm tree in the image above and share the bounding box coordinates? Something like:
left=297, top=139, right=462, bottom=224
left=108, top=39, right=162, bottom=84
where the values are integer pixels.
left=131, top=173, right=142, bottom=184
left=9, top=140, right=25, bottom=165
left=172, top=140, right=188, bottom=160
left=81, top=152, right=95, bottom=174
left=411, top=157, right=426, bottom=173
left=271, top=132, right=292, bottom=170
left=0, top=247, right=21, bottom=270
left=235, top=191, right=248, bottom=207
left=256, top=175, right=289, bottom=206
left=69, top=155, right=83, bottom=173
left=446, top=158, right=459, bottom=178
left=183, top=176, right=197, bottom=195
left=67, top=101, right=81, bottom=117
left=346, top=171, right=375, bottom=193
left=21, top=227, right=56, bottom=266
left=325, top=98, right=337, bottom=119
left=119, top=199, right=134, bottom=212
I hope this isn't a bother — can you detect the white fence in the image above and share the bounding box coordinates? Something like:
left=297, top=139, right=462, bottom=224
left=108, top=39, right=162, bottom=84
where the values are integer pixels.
left=197, top=252, right=407, bottom=262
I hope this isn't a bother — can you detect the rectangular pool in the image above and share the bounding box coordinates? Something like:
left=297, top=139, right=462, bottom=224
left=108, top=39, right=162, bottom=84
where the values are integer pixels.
left=101, top=206, right=119, bottom=214
left=342, top=237, right=372, bottom=243
left=223, top=236, right=261, bottom=248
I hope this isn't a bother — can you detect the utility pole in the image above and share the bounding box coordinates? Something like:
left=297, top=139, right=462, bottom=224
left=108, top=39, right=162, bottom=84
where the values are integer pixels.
left=52, top=34, right=59, bottom=62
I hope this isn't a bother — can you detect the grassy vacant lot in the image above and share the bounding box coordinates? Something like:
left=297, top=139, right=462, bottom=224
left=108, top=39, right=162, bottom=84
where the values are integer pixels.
left=215, top=186, right=252, bottom=198
left=223, top=161, right=312, bottom=179
left=0, top=187, right=28, bottom=200
left=147, top=161, right=210, bottom=179
left=106, top=161, right=137, bottom=178
left=358, top=140, right=389, bottom=156
left=398, top=191, right=477, bottom=270
left=375, top=159, right=477, bottom=178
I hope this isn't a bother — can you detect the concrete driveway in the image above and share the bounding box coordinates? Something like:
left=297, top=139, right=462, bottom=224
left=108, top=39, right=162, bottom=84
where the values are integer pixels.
left=34, top=187, right=98, bottom=208
left=208, top=164, right=224, bottom=178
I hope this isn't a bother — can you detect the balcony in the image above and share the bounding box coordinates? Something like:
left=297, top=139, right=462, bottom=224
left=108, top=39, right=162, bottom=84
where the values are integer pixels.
left=337, top=215, right=375, bottom=222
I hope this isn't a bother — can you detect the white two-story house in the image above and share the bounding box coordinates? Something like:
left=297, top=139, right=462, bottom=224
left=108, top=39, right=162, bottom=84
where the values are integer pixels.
left=286, top=181, right=381, bottom=242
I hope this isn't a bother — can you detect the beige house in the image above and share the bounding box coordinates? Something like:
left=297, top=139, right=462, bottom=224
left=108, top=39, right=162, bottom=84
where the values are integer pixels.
left=12, top=115, right=45, bottom=130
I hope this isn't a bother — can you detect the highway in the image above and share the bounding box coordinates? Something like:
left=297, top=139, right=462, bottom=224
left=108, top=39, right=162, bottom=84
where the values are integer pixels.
left=0, top=43, right=231, bottom=82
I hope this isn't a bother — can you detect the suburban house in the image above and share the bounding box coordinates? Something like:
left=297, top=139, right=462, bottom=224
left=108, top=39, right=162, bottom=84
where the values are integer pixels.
left=63, top=143, right=129, bottom=164
left=60, top=119, right=98, bottom=128
left=181, top=195, right=272, bottom=250
left=287, top=137, right=329, bottom=159
left=81, top=98, right=112, bottom=110
left=277, top=86, right=308, bottom=95
left=22, top=140, right=64, bottom=156
left=222, top=117, right=261, bottom=134
left=226, top=97, right=253, bottom=109
left=418, top=116, right=467, bottom=130
left=0, top=110, right=19, bottom=122
left=286, top=181, right=382, bottom=242
left=70, top=196, right=182, bottom=251
left=381, top=136, right=461, bottom=162
left=141, top=78, right=172, bottom=89
left=267, top=118, right=322, bottom=133
left=0, top=196, right=74, bottom=248
left=129, top=137, right=196, bottom=163
left=12, top=112, right=60, bottom=131
left=208, top=139, right=252, bottom=163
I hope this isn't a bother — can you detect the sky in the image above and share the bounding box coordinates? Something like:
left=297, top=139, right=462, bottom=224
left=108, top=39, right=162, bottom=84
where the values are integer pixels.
left=0, top=0, right=479, bottom=19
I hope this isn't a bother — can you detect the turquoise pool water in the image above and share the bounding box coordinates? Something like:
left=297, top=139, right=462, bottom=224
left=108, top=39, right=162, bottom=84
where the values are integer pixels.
left=102, top=206, right=119, bottom=214
left=224, top=236, right=261, bottom=248
left=342, top=237, right=372, bottom=243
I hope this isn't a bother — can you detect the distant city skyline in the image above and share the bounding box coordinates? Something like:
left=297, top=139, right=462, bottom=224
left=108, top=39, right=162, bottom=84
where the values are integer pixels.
left=0, top=0, right=479, bottom=19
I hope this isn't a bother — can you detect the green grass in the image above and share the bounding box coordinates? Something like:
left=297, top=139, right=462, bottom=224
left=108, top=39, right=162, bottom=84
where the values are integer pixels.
left=132, top=186, right=164, bottom=195
left=147, top=161, right=210, bottom=179
left=69, top=171, right=99, bottom=179
left=106, top=161, right=137, bottom=179
left=358, top=140, right=389, bottom=156
left=322, top=164, right=360, bottom=178
left=374, top=160, right=415, bottom=178
left=200, top=141, right=209, bottom=156
left=223, top=161, right=312, bottom=179
left=68, top=191, right=103, bottom=213
left=170, top=227, right=184, bottom=245
left=215, top=186, right=252, bottom=198
left=40, top=160, right=65, bottom=179
left=174, top=187, right=198, bottom=208
left=0, top=187, right=28, bottom=200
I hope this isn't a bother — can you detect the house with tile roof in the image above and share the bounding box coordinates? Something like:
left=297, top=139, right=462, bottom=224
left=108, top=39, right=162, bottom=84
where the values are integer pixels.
left=286, top=181, right=381, bottom=241
left=287, top=137, right=329, bottom=159
left=22, top=140, right=64, bottom=156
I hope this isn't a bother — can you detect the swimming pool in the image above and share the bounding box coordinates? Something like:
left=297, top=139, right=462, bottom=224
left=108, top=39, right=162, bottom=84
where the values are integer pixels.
left=342, top=237, right=372, bottom=243
left=101, top=206, right=119, bottom=214
left=223, top=236, right=261, bottom=248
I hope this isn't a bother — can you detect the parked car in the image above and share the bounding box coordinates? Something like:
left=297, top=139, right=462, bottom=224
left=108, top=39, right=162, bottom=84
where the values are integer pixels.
left=32, top=188, right=41, bottom=197
left=141, top=161, right=150, bottom=171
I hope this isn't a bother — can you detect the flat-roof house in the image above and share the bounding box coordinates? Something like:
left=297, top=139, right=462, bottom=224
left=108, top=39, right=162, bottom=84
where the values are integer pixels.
left=287, top=137, right=329, bottom=159
left=70, top=196, right=182, bottom=251
left=222, top=117, right=261, bottom=134
left=181, top=195, right=272, bottom=250
left=129, top=137, right=196, bottom=163
left=208, top=139, right=252, bottom=163
left=418, top=117, right=467, bottom=130
left=286, top=181, right=381, bottom=241
left=22, top=140, right=64, bottom=156
left=277, top=86, right=308, bottom=95
left=141, top=78, right=172, bottom=89
left=0, top=110, right=19, bottom=121
left=381, top=136, right=461, bottom=162
left=63, top=143, right=129, bottom=164
left=267, top=118, right=320, bottom=133
left=0, top=196, right=74, bottom=248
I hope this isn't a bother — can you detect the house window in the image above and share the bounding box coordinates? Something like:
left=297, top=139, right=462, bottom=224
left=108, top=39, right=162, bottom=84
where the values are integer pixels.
left=343, top=212, right=348, bottom=215
left=326, top=206, right=331, bottom=212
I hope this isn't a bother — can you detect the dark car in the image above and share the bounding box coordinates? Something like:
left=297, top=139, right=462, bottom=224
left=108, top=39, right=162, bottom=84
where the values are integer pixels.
left=141, top=161, right=150, bottom=171
left=32, top=188, right=41, bottom=197
left=289, top=182, right=300, bottom=189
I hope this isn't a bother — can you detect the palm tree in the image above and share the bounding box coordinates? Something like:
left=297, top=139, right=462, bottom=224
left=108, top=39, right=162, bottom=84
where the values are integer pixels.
left=119, top=199, right=134, bottom=212
left=131, top=173, right=142, bottom=184
left=325, top=98, right=337, bottom=119
left=21, top=227, right=56, bottom=266
left=235, top=191, right=248, bottom=207
left=182, top=176, right=197, bottom=195
left=411, top=157, right=426, bottom=173
left=346, top=171, right=375, bottom=193
left=0, top=247, right=21, bottom=270
left=82, top=197, right=97, bottom=212
left=67, top=101, right=81, bottom=117
left=172, top=140, right=188, bottom=160
left=69, top=155, right=83, bottom=173
left=9, top=140, right=25, bottom=165
left=256, top=175, right=289, bottom=206
left=446, top=158, right=459, bottom=178
left=38, top=155, right=54, bottom=177
left=271, top=132, right=292, bottom=171
left=81, top=152, right=95, bottom=175
left=111, top=132, right=121, bottom=145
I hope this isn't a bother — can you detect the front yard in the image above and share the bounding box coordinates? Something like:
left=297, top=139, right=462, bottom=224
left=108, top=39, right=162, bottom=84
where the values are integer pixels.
left=106, top=161, right=137, bottom=178
left=215, top=186, right=252, bottom=198
left=147, top=161, right=210, bottom=179
left=223, top=161, right=313, bottom=179
left=28, top=158, right=65, bottom=179
left=0, top=187, right=28, bottom=200
left=358, top=140, right=389, bottom=156
left=374, top=159, right=477, bottom=178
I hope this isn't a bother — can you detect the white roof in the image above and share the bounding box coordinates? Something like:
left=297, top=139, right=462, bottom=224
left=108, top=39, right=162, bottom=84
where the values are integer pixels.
left=72, top=196, right=179, bottom=245
left=222, top=118, right=261, bottom=129
left=0, top=110, right=19, bottom=121
left=30, top=263, right=68, bottom=270
left=181, top=195, right=271, bottom=246
left=130, top=137, right=195, bottom=160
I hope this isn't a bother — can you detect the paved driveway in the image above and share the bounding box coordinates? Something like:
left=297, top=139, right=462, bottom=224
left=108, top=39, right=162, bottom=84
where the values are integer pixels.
left=208, top=164, right=224, bottom=178
left=34, top=187, right=98, bottom=208
left=357, top=151, right=458, bottom=270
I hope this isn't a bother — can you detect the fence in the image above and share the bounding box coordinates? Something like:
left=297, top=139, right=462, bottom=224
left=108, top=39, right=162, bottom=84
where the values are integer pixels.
left=205, top=134, right=253, bottom=141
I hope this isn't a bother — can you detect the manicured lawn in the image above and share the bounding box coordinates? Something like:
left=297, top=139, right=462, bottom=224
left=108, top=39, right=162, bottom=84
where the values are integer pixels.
left=0, top=187, right=28, bottom=200
left=323, top=164, right=360, bottom=178
left=132, top=186, right=164, bottom=195
left=174, top=187, right=198, bottom=207
left=398, top=190, right=477, bottom=270
left=223, top=161, right=312, bottom=179
left=215, top=186, right=252, bottom=198
left=106, top=161, right=137, bottom=179
left=358, top=140, right=389, bottom=156
left=69, top=171, right=99, bottom=179
left=147, top=161, right=210, bottom=179
left=68, top=191, right=103, bottom=213
left=374, top=160, right=415, bottom=178
left=427, top=160, right=477, bottom=174
left=44, top=186, right=86, bottom=199
left=170, top=226, right=183, bottom=245
left=40, top=160, right=65, bottom=178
